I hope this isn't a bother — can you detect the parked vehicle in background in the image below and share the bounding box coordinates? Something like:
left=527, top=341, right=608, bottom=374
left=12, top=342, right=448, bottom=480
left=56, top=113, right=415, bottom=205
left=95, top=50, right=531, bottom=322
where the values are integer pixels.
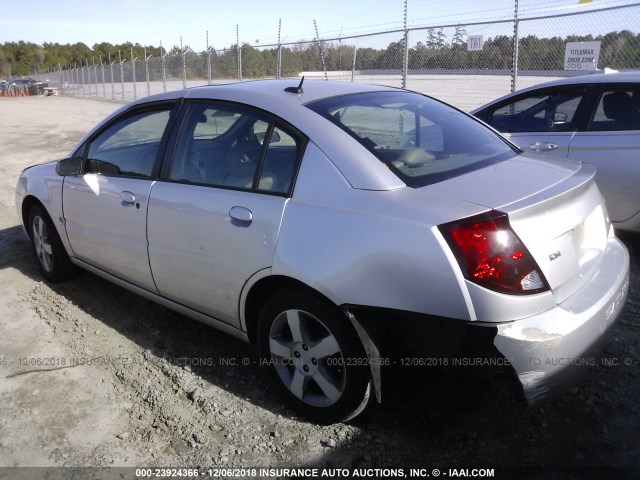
left=472, top=72, right=640, bottom=233
left=6, top=78, right=45, bottom=95
left=16, top=80, right=629, bottom=423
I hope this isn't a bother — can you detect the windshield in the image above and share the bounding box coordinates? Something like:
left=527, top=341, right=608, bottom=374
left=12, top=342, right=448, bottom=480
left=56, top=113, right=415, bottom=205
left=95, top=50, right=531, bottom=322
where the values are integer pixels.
left=307, top=91, right=518, bottom=188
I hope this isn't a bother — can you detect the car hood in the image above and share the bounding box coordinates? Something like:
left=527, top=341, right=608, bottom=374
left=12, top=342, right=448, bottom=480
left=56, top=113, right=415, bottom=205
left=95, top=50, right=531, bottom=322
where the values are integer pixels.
left=20, top=158, right=61, bottom=174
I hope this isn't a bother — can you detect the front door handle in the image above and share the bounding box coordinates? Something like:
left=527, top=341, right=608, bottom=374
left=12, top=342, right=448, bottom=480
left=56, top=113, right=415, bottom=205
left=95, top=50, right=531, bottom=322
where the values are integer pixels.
left=120, top=191, right=136, bottom=206
left=529, top=141, right=558, bottom=152
left=229, top=206, right=253, bottom=224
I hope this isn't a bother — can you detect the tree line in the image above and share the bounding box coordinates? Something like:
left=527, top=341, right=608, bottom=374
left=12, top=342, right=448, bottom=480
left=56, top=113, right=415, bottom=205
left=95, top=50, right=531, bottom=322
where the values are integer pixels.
left=1, top=29, right=638, bottom=79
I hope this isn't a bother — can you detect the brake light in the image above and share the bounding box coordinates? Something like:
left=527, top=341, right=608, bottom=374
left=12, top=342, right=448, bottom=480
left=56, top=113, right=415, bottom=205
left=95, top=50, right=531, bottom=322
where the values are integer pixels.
left=439, top=211, right=549, bottom=295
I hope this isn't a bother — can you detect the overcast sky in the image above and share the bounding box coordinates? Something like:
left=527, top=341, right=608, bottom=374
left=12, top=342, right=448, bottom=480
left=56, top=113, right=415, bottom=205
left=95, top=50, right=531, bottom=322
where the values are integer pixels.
left=1, top=0, right=636, bottom=50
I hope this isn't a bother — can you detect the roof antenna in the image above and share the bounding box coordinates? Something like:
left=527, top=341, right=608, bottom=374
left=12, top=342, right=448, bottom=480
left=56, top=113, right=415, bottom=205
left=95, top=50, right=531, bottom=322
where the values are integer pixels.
left=285, top=76, right=304, bottom=94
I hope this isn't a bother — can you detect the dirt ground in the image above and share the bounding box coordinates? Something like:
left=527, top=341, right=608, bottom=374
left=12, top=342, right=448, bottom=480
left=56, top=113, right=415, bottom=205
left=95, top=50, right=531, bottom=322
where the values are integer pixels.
left=0, top=95, right=638, bottom=479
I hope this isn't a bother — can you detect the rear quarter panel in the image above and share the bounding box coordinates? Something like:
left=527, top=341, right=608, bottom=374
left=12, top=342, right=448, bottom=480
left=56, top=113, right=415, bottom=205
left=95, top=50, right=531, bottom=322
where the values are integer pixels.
left=272, top=142, right=476, bottom=321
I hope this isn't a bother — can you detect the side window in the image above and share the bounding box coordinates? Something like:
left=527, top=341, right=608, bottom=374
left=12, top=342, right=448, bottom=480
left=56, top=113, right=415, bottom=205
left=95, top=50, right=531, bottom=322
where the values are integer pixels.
left=487, top=89, right=585, bottom=133
left=589, top=87, right=640, bottom=131
left=86, top=108, right=171, bottom=177
left=259, top=126, right=303, bottom=195
left=169, top=103, right=304, bottom=195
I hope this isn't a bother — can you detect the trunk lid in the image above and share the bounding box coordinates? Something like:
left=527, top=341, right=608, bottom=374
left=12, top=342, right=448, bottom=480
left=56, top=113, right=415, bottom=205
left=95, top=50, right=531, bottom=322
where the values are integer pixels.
left=428, top=154, right=609, bottom=304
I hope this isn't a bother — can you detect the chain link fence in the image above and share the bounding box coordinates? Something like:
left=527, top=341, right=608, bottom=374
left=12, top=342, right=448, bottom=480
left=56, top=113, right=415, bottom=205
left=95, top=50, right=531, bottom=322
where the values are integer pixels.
left=34, top=3, right=640, bottom=111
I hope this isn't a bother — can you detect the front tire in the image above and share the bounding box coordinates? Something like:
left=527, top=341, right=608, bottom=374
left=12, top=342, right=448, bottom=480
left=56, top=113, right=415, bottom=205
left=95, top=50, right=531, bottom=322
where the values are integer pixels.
left=28, top=205, right=75, bottom=282
left=258, top=288, right=371, bottom=424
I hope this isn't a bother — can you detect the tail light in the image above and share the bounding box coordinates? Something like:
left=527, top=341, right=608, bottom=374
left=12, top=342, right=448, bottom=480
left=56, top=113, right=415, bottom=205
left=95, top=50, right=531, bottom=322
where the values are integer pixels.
left=439, top=211, right=549, bottom=295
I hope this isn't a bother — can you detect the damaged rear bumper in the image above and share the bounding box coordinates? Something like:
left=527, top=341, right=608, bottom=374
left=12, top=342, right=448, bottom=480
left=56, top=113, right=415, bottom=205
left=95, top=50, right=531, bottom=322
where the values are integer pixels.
left=345, top=237, right=629, bottom=405
left=494, top=237, right=629, bottom=404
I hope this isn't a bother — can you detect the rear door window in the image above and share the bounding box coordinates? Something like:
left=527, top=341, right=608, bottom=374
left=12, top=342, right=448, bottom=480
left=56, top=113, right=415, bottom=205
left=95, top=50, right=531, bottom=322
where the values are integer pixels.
left=484, top=87, right=587, bottom=133
left=167, top=102, right=304, bottom=195
left=588, top=86, right=640, bottom=131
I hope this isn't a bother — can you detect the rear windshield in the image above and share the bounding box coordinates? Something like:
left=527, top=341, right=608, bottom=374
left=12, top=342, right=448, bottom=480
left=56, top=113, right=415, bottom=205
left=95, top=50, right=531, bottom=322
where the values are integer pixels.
left=307, top=91, right=518, bottom=187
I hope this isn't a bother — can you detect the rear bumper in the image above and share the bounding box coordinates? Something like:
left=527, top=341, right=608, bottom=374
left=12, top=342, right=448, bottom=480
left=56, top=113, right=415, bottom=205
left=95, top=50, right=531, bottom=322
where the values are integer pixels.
left=346, top=238, right=629, bottom=405
left=494, top=237, right=629, bottom=403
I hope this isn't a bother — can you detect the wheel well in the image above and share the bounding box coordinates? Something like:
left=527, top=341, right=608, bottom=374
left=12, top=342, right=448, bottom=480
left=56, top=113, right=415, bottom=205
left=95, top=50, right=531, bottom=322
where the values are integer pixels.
left=243, top=275, right=335, bottom=344
left=21, top=196, right=46, bottom=238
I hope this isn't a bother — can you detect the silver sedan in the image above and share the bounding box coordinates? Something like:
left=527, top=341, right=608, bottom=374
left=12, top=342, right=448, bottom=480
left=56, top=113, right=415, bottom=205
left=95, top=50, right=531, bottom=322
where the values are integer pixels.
left=16, top=79, right=629, bottom=423
left=472, top=72, right=640, bottom=233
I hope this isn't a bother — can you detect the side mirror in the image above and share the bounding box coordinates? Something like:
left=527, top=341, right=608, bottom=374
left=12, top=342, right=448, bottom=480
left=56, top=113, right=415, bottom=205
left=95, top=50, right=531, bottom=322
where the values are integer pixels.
left=56, top=157, right=83, bottom=176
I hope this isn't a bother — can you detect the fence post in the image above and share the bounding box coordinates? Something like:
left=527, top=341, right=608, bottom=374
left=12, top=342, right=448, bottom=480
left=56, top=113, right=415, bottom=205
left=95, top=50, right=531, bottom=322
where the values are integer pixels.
left=93, top=57, right=98, bottom=96
left=206, top=31, right=212, bottom=85
left=277, top=19, right=282, bottom=79
left=145, top=48, right=151, bottom=96
left=119, top=50, right=125, bottom=100
left=181, top=37, right=186, bottom=89
left=131, top=47, right=138, bottom=100
left=351, top=46, right=357, bottom=83
left=402, top=0, right=408, bottom=89
left=511, top=0, right=519, bottom=93
left=314, top=20, right=328, bottom=80
left=277, top=45, right=282, bottom=79
left=161, top=42, right=168, bottom=93
left=85, top=62, right=89, bottom=96
left=110, top=55, right=115, bottom=100
left=100, top=56, right=106, bottom=98
left=237, top=25, right=242, bottom=80
left=81, top=63, right=86, bottom=97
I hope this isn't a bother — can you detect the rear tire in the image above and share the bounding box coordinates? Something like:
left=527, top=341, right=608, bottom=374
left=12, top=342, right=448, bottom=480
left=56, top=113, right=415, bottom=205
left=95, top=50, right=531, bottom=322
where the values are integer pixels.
left=258, top=288, right=371, bottom=424
left=28, top=205, right=75, bottom=282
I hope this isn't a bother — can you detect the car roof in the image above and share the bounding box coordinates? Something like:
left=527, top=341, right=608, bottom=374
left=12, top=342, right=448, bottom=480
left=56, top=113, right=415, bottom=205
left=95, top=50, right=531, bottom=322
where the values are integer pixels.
left=471, top=71, right=640, bottom=112
left=195, top=78, right=396, bottom=101
left=131, top=78, right=398, bottom=108
left=82, top=79, right=410, bottom=191
left=531, top=71, right=640, bottom=87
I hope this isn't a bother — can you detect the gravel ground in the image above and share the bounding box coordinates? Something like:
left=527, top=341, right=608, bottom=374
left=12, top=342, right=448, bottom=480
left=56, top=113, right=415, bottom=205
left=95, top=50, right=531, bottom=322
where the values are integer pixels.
left=0, top=95, right=638, bottom=479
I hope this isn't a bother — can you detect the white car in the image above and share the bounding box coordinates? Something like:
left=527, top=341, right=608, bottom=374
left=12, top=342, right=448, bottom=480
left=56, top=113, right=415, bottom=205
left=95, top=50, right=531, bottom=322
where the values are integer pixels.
left=16, top=80, right=629, bottom=423
left=472, top=72, right=640, bottom=233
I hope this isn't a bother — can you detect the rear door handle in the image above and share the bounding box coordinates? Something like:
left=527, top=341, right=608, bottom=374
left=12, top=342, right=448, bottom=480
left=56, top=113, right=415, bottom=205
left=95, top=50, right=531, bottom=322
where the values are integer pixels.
left=229, top=206, right=253, bottom=224
left=529, top=142, right=558, bottom=152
